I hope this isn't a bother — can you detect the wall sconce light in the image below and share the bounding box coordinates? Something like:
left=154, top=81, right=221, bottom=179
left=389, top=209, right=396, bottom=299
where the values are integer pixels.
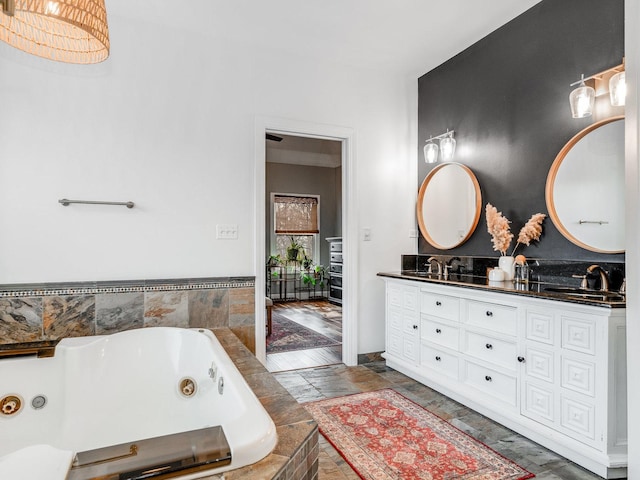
left=0, top=0, right=109, bottom=63
left=569, top=74, right=595, bottom=118
left=569, top=60, right=625, bottom=118
left=609, top=71, right=626, bottom=107
left=423, top=130, right=456, bottom=163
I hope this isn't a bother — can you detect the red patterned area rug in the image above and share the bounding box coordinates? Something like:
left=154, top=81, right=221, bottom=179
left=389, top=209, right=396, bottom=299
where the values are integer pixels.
left=304, top=389, right=534, bottom=480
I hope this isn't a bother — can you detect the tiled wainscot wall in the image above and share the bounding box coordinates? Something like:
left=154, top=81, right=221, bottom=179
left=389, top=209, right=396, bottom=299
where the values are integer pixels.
left=0, top=277, right=257, bottom=353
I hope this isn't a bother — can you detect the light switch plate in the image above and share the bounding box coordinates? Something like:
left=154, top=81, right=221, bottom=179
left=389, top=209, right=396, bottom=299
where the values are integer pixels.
left=216, top=224, right=238, bottom=239
left=362, top=228, right=371, bottom=241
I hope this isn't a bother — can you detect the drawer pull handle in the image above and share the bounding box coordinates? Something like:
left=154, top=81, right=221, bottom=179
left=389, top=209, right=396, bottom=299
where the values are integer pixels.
left=485, top=375, right=492, bottom=382
left=435, top=356, right=441, bottom=361
left=435, top=328, right=442, bottom=334
left=486, top=311, right=493, bottom=317
left=485, top=343, right=493, bottom=349
left=517, top=356, right=526, bottom=363
left=436, top=301, right=442, bottom=306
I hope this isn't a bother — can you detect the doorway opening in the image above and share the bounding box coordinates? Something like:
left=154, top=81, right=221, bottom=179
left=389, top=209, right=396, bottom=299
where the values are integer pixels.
left=264, top=134, right=343, bottom=372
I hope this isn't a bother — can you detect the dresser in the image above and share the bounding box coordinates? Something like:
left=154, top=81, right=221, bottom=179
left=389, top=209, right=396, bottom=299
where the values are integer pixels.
left=326, top=237, right=343, bottom=305
left=382, top=275, right=627, bottom=479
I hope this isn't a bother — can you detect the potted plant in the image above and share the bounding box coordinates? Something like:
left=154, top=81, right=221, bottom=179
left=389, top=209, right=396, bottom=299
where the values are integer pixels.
left=286, top=236, right=303, bottom=262
left=267, top=254, right=282, bottom=278
left=301, top=264, right=327, bottom=287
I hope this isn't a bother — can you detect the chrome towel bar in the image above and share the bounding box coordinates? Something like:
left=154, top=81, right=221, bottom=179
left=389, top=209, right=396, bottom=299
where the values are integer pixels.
left=59, top=199, right=135, bottom=209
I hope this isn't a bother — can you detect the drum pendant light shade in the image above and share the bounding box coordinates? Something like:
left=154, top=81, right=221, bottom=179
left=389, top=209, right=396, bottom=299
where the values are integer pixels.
left=0, top=0, right=109, bottom=64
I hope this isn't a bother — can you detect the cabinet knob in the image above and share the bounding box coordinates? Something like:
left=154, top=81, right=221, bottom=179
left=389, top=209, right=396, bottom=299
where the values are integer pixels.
left=485, top=343, right=493, bottom=350
left=436, top=301, right=442, bottom=306
left=435, top=356, right=441, bottom=361
left=486, top=311, right=493, bottom=317
left=517, top=356, right=526, bottom=363
left=413, top=325, right=418, bottom=330
left=435, top=328, right=442, bottom=334
left=485, top=375, right=492, bottom=382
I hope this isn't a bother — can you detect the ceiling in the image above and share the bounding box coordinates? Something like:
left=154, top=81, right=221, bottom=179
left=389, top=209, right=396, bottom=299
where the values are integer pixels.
left=266, top=134, right=342, bottom=168
left=112, top=0, right=543, bottom=78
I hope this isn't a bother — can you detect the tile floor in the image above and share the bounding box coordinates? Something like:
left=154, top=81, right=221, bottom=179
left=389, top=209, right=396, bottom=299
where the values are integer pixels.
left=274, top=361, right=619, bottom=480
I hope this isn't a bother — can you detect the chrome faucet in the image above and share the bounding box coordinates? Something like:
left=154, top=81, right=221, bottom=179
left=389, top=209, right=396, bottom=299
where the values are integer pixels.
left=587, top=265, right=609, bottom=292
left=427, top=257, right=443, bottom=276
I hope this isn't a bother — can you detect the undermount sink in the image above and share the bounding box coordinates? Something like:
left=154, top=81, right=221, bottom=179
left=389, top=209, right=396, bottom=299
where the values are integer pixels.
left=545, top=287, right=625, bottom=302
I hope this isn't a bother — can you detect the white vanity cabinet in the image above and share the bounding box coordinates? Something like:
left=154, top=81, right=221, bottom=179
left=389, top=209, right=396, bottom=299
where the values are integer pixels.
left=385, top=281, right=420, bottom=365
left=382, top=277, right=627, bottom=479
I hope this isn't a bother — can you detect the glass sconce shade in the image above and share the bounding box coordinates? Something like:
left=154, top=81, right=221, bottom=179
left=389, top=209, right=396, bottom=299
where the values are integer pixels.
left=440, top=135, right=456, bottom=162
left=0, top=0, right=109, bottom=63
left=424, top=141, right=439, bottom=163
left=609, top=71, right=626, bottom=107
left=569, top=81, right=595, bottom=118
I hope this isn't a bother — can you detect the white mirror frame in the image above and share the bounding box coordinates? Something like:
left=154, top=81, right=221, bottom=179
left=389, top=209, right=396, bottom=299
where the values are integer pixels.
left=417, top=162, right=482, bottom=250
left=545, top=115, right=625, bottom=254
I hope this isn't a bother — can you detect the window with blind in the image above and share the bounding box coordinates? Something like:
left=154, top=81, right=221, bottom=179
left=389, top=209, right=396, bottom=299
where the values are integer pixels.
left=273, top=195, right=319, bottom=262
left=274, top=195, right=319, bottom=234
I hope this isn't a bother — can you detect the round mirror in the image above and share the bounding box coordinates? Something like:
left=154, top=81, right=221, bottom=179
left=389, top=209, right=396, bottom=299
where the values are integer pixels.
left=545, top=116, right=624, bottom=253
left=417, top=163, right=482, bottom=249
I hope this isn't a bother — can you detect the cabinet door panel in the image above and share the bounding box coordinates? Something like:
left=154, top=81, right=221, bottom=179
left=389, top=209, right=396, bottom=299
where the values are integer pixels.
left=525, top=346, right=555, bottom=383
left=561, top=316, right=596, bottom=355
left=523, top=381, right=555, bottom=423
left=526, top=310, right=555, bottom=345
left=561, top=356, right=595, bottom=397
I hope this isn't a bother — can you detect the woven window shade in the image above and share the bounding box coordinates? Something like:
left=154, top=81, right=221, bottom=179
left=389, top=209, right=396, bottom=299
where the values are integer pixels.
left=274, top=195, right=319, bottom=234
left=0, top=0, right=109, bottom=64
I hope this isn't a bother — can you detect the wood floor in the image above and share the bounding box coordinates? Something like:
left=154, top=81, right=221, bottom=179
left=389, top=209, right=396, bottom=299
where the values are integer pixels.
left=266, top=300, right=342, bottom=373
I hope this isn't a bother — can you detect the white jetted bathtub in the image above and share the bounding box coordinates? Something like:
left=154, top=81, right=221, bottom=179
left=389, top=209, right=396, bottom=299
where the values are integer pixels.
left=0, top=327, right=277, bottom=480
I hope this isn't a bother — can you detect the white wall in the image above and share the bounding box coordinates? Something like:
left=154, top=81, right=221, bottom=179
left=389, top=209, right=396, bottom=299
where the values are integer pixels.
left=0, top=7, right=416, bottom=354
left=625, top=0, right=639, bottom=476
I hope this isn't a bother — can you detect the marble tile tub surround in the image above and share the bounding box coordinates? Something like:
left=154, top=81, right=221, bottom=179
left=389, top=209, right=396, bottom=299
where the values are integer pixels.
left=402, top=255, right=626, bottom=291
left=0, top=277, right=257, bottom=353
left=209, top=328, right=319, bottom=480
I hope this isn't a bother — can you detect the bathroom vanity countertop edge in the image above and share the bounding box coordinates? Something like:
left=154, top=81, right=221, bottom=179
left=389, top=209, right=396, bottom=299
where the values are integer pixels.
left=377, top=271, right=625, bottom=308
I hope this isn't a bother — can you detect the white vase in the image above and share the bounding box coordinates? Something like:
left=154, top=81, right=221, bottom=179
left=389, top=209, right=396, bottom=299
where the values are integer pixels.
left=498, top=256, right=515, bottom=281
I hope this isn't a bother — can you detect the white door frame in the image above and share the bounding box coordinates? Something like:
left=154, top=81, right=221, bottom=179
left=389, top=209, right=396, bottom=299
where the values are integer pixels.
left=254, top=116, right=358, bottom=366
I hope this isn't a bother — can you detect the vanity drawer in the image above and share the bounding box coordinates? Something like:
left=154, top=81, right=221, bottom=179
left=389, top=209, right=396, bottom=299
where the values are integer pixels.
left=421, top=292, right=459, bottom=322
left=421, top=345, right=459, bottom=379
left=464, top=331, right=517, bottom=371
left=466, top=300, right=517, bottom=336
left=330, top=241, right=342, bottom=252
left=464, top=361, right=517, bottom=406
left=421, top=318, right=459, bottom=350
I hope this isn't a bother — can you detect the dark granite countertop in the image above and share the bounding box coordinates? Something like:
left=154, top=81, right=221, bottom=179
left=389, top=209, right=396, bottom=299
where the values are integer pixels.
left=378, top=271, right=626, bottom=308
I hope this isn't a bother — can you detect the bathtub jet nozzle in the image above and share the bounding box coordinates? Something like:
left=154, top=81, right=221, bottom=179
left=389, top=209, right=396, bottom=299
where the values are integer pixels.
left=1, top=394, right=22, bottom=416
left=179, top=378, right=197, bottom=398
left=208, top=362, right=217, bottom=381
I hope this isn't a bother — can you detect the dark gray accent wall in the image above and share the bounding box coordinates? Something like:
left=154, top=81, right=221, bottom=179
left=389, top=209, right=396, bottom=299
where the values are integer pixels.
left=418, top=0, right=624, bottom=262
left=266, top=163, right=341, bottom=268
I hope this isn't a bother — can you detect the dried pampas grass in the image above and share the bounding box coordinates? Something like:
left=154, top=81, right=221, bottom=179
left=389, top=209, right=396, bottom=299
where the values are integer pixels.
left=486, top=204, right=546, bottom=256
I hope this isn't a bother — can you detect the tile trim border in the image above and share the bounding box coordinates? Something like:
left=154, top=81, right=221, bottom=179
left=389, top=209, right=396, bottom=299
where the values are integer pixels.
left=0, top=277, right=255, bottom=299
